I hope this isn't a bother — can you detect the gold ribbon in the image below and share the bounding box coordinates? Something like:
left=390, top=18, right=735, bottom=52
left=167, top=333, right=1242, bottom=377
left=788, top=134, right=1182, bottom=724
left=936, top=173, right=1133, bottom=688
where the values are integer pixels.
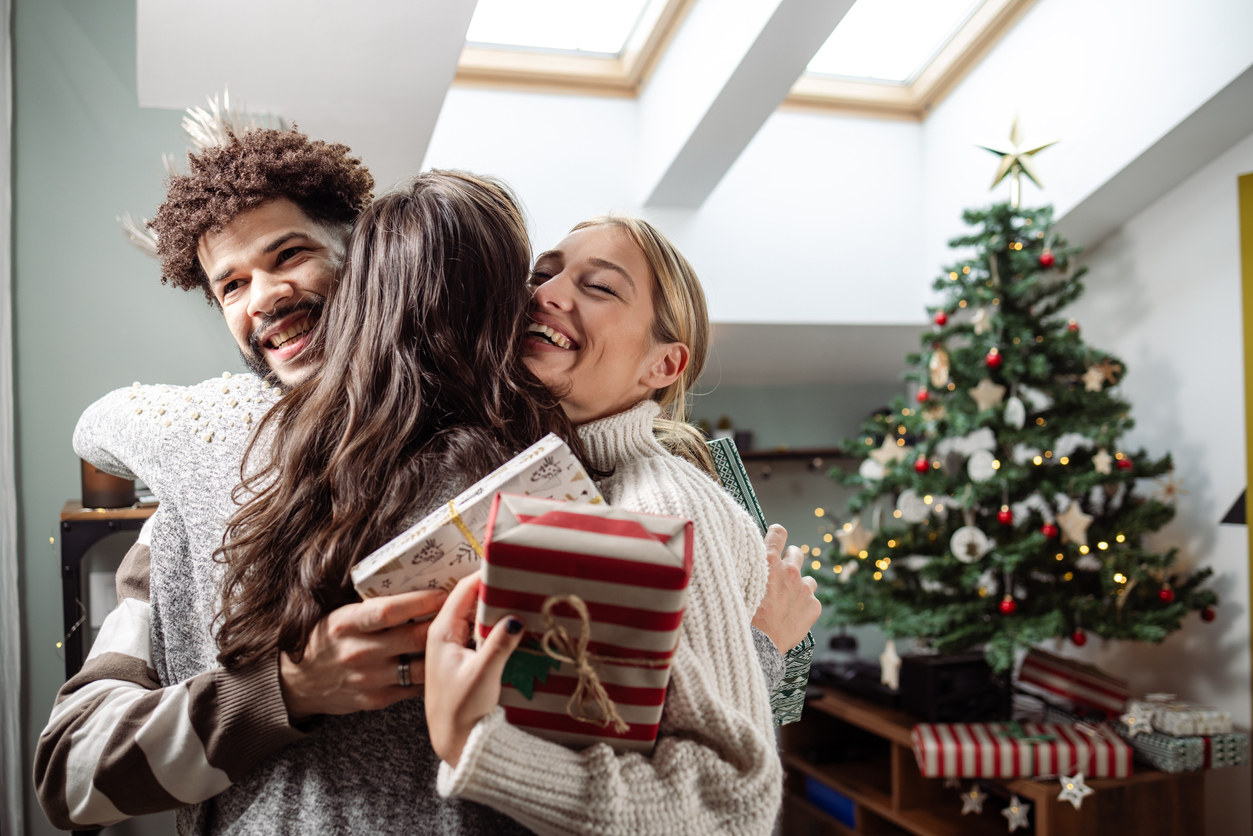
left=519, top=594, right=670, bottom=735
left=447, top=500, right=484, bottom=557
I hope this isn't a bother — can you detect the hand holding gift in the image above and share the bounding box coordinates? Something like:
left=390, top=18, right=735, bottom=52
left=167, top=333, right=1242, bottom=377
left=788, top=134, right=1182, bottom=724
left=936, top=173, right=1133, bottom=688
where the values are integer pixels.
left=424, top=571, right=526, bottom=768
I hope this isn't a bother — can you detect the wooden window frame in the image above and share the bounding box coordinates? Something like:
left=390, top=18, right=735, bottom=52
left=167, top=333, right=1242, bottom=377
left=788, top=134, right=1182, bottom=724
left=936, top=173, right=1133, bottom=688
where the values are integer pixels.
left=452, top=0, right=1035, bottom=120
left=454, top=0, right=695, bottom=98
left=783, top=0, right=1039, bottom=120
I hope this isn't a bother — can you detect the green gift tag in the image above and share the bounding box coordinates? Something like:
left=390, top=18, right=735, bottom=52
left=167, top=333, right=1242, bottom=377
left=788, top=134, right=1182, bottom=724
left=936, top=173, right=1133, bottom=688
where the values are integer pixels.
left=501, top=641, right=562, bottom=700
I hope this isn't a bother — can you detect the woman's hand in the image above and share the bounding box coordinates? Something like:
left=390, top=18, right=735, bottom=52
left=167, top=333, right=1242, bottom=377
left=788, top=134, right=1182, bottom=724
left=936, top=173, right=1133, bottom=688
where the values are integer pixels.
left=279, top=588, right=447, bottom=720
left=752, top=524, right=822, bottom=653
left=425, top=571, right=526, bottom=767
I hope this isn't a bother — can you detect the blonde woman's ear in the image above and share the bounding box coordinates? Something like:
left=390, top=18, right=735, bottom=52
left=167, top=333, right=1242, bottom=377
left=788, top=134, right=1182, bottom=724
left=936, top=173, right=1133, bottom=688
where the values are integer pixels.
left=642, top=342, right=689, bottom=391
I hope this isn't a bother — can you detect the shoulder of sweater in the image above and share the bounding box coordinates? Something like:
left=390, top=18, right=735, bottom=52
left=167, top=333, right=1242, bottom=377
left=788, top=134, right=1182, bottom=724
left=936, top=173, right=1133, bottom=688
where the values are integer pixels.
left=104, top=372, right=279, bottom=449
left=611, top=451, right=763, bottom=544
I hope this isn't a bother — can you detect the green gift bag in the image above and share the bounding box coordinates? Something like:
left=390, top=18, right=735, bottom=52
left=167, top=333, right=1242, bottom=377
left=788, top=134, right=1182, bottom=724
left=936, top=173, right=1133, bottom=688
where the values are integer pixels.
left=707, top=438, right=814, bottom=725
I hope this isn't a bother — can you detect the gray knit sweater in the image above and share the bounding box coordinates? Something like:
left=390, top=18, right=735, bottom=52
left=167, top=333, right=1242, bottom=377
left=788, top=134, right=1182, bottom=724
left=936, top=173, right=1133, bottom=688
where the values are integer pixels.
left=38, top=374, right=530, bottom=835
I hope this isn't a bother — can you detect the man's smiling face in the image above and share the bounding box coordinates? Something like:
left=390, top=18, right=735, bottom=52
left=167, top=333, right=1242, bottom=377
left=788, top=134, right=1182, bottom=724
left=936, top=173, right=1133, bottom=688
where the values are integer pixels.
left=197, top=199, right=345, bottom=387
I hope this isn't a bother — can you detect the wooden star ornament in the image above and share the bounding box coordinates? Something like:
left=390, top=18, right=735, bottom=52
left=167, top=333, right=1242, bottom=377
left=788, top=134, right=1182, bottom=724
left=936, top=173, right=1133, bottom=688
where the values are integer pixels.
left=1056, top=501, right=1093, bottom=547
left=836, top=518, right=875, bottom=557
left=1153, top=471, right=1187, bottom=504
left=869, top=437, right=911, bottom=466
left=968, top=378, right=1007, bottom=412
left=1083, top=366, right=1106, bottom=393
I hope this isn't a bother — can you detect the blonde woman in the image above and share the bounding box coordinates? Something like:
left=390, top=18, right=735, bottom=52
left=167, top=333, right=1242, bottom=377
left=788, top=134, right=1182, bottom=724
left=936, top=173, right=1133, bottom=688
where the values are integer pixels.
left=426, top=216, right=791, bottom=836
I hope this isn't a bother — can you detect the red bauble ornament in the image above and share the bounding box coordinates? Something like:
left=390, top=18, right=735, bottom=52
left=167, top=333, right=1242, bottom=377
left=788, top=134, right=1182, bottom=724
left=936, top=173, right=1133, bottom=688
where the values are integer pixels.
left=1159, top=587, right=1175, bottom=604
left=1071, top=630, right=1087, bottom=647
left=1068, top=319, right=1080, bottom=333
left=1117, top=457, right=1133, bottom=471
left=1039, top=250, right=1056, bottom=268
left=934, top=311, right=949, bottom=326
left=1201, top=607, right=1216, bottom=622
left=997, top=506, right=1013, bottom=525
left=916, top=389, right=930, bottom=403
left=986, top=349, right=1003, bottom=369
left=999, top=596, right=1017, bottom=615
left=914, top=457, right=929, bottom=474
left=1041, top=523, right=1059, bottom=539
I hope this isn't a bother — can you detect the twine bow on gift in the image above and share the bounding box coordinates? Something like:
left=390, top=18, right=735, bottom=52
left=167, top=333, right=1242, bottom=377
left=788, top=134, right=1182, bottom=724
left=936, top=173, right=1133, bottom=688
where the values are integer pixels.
left=520, top=594, right=669, bottom=735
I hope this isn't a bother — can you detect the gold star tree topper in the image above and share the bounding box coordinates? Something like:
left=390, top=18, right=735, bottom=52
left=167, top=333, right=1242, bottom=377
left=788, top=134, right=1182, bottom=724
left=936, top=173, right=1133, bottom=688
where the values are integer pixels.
left=976, top=115, right=1059, bottom=208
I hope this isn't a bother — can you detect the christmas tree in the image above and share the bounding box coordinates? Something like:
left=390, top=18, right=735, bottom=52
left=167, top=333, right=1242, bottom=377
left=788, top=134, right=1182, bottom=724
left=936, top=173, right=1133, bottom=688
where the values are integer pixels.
left=813, top=201, right=1217, bottom=674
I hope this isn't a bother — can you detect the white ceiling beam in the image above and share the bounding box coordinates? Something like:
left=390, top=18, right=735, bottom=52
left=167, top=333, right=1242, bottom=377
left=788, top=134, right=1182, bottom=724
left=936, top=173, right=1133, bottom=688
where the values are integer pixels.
left=1055, top=62, right=1253, bottom=251
left=136, top=0, right=478, bottom=190
left=638, top=0, right=854, bottom=208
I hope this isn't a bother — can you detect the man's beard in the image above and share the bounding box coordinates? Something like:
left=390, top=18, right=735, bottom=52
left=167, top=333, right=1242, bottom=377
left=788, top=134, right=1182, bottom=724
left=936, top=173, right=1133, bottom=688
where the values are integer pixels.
left=240, top=297, right=325, bottom=390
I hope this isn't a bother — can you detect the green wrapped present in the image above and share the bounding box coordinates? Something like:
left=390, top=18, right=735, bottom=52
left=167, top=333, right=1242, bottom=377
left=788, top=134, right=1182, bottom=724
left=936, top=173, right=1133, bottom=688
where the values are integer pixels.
left=1111, top=722, right=1248, bottom=772
left=707, top=437, right=814, bottom=725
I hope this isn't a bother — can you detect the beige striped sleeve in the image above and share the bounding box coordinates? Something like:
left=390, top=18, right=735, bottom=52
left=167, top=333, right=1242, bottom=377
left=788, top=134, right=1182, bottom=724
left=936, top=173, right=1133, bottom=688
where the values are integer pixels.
left=33, top=536, right=305, bottom=829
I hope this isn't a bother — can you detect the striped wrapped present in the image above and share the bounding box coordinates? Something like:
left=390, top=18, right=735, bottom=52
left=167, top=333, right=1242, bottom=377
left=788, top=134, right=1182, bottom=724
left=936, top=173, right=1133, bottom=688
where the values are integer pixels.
left=912, top=721, right=1133, bottom=778
left=479, top=493, right=693, bottom=753
left=1017, top=648, right=1129, bottom=717
left=707, top=436, right=814, bottom=726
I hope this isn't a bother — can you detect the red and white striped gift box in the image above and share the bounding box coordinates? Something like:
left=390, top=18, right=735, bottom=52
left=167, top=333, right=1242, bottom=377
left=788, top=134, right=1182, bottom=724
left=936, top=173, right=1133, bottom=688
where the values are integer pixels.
left=912, top=722, right=1133, bottom=779
left=479, top=493, right=693, bottom=753
left=1017, top=647, right=1130, bottom=716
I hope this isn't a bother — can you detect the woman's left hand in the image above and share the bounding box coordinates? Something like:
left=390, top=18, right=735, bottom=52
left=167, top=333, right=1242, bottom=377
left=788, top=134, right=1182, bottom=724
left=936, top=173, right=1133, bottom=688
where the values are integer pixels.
left=424, top=571, right=527, bottom=767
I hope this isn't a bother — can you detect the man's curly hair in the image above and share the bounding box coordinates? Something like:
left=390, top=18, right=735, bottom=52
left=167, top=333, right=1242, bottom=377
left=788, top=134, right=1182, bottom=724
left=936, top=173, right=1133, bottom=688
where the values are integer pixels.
left=149, top=128, right=374, bottom=303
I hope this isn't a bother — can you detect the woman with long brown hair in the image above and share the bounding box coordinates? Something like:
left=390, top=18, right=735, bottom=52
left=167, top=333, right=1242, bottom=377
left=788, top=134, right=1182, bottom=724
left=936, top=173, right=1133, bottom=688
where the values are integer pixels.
left=209, top=170, right=581, bottom=834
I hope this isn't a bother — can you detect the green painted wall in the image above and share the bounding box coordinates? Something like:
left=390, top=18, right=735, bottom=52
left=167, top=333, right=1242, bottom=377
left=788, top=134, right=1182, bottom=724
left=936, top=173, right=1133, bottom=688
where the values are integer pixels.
left=14, top=2, right=241, bottom=831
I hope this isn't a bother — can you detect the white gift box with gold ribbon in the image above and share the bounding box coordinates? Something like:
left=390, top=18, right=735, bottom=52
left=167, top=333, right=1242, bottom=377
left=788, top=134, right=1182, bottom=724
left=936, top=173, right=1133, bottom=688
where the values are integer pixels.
left=351, top=434, right=602, bottom=599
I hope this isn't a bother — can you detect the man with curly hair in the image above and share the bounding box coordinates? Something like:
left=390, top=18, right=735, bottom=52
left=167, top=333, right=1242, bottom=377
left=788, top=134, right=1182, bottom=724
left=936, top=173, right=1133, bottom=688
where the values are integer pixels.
left=35, top=127, right=481, bottom=834
left=150, top=127, right=374, bottom=387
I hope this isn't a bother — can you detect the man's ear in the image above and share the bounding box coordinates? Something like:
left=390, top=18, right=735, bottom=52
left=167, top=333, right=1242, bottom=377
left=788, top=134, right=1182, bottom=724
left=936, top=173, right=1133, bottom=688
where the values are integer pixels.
left=641, top=342, right=689, bottom=391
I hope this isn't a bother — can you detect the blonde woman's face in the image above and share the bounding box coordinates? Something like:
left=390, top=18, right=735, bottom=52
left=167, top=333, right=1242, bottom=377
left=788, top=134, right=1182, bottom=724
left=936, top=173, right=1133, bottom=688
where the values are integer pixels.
left=524, top=225, right=688, bottom=425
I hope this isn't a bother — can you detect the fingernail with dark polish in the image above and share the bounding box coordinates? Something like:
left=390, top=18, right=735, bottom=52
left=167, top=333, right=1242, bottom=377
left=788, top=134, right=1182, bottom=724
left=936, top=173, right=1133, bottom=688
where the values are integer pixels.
left=506, top=617, right=524, bottom=635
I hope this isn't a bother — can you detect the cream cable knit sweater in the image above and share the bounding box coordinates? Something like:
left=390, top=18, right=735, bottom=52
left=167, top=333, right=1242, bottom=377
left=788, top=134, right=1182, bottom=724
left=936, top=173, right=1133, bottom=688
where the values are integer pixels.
left=437, top=399, right=783, bottom=835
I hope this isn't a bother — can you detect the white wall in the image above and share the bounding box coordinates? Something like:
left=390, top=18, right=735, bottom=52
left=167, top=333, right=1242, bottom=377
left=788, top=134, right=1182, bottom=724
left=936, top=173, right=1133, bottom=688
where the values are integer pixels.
left=1066, top=128, right=1253, bottom=836
left=424, top=87, right=923, bottom=324
left=922, top=0, right=1253, bottom=280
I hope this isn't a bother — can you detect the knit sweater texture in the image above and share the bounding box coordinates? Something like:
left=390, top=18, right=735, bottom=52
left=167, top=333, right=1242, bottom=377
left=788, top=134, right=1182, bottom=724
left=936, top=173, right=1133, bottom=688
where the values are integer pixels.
left=43, top=374, right=530, bottom=835
left=438, top=399, right=784, bottom=835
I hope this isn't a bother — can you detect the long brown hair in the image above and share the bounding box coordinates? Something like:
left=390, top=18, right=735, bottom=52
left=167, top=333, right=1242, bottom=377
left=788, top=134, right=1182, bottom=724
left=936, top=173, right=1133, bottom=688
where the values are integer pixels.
left=216, top=171, right=592, bottom=669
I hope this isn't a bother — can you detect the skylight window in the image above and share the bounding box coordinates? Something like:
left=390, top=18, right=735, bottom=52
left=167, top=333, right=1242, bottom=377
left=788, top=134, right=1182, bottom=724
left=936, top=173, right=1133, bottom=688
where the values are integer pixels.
left=807, top=0, right=984, bottom=84
left=466, top=0, right=652, bottom=57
